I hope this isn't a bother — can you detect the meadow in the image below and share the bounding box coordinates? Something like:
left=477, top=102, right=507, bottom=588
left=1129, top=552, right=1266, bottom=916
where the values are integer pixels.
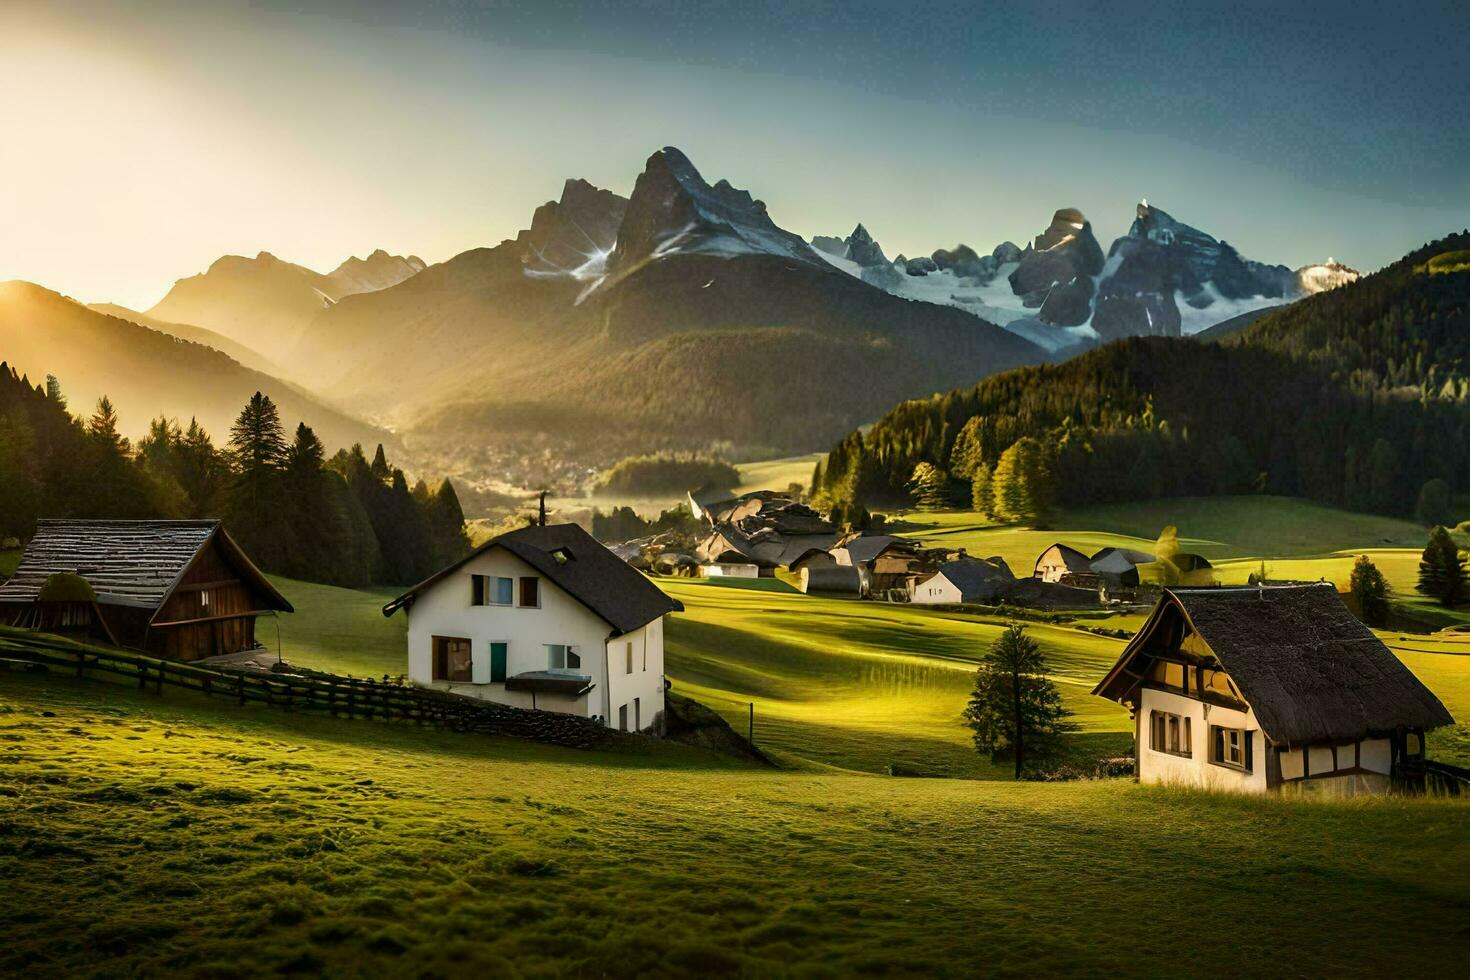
left=2, top=671, right=1468, bottom=978
left=3, top=496, right=1470, bottom=975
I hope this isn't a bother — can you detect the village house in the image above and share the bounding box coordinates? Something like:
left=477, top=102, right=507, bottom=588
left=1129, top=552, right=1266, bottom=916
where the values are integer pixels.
left=910, top=557, right=1015, bottom=605
left=382, top=523, right=681, bottom=731
left=0, top=519, right=292, bottom=661
left=1033, top=543, right=1093, bottom=584
left=1092, top=584, right=1454, bottom=796
left=789, top=548, right=861, bottom=595
left=692, top=490, right=837, bottom=576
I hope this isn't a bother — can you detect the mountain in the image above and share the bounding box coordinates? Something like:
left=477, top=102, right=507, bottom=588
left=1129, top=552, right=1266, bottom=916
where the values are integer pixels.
left=1294, top=257, right=1361, bottom=294
left=326, top=249, right=426, bottom=294
left=288, top=147, right=1044, bottom=462
left=0, top=281, right=394, bottom=454
left=605, top=147, right=824, bottom=277
left=810, top=202, right=1354, bottom=349
left=813, top=232, right=1470, bottom=519
left=147, top=248, right=424, bottom=357
left=87, top=303, right=282, bottom=375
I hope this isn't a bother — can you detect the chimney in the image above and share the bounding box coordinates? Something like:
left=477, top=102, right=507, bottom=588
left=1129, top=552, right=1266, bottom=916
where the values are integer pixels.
left=538, top=491, right=547, bottom=527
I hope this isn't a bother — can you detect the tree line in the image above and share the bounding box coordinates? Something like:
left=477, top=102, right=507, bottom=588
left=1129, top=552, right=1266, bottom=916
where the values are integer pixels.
left=812, top=338, right=1470, bottom=524
left=813, top=233, right=1470, bottom=525
left=0, top=365, right=467, bottom=587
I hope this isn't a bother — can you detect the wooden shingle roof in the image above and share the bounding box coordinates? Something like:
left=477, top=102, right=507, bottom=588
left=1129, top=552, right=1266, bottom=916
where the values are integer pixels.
left=0, top=519, right=292, bottom=613
left=1093, top=584, right=1453, bottom=744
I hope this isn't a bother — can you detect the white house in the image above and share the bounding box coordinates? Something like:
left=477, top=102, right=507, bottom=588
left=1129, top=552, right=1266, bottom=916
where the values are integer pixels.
left=910, top=557, right=1013, bottom=605
left=382, top=523, right=682, bottom=732
left=1092, top=584, right=1453, bottom=796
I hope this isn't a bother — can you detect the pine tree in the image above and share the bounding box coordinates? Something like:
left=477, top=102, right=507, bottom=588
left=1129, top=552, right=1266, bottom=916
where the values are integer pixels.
left=1349, top=554, right=1391, bottom=627
left=963, top=624, right=1075, bottom=778
left=991, top=437, right=1054, bottom=525
left=971, top=463, right=995, bottom=519
left=906, top=462, right=950, bottom=511
left=1417, top=526, right=1467, bottom=607
left=45, top=374, right=65, bottom=408
left=227, top=392, right=287, bottom=564
left=88, top=396, right=128, bottom=454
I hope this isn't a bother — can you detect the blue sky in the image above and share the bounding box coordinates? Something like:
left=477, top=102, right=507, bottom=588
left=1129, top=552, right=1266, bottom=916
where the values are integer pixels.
left=4, top=0, right=1466, bottom=308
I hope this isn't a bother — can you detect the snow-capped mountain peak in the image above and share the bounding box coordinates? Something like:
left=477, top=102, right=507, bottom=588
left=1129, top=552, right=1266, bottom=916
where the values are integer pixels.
left=606, top=147, right=825, bottom=275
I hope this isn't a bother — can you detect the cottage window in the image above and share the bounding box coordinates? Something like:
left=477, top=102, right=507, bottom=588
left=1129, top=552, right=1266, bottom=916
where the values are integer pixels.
left=546, top=644, right=581, bottom=671
left=1210, top=725, right=1252, bottom=771
left=200, top=589, right=210, bottom=609
left=625, top=641, right=634, bottom=675
left=472, top=575, right=514, bottom=606
left=519, top=577, right=540, bottom=608
left=432, top=636, right=473, bottom=682
left=1150, top=710, right=1191, bottom=757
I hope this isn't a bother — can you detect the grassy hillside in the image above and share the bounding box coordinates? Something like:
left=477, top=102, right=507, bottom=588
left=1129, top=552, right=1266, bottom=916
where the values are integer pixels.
left=3, top=670, right=1467, bottom=977
left=661, top=578, right=1133, bottom=777
left=898, top=495, right=1428, bottom=569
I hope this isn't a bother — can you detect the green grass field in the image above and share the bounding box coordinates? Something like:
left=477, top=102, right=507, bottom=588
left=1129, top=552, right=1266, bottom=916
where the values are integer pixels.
left=3, top=495, right=1470, bottom=975
left=2, top=670, right=1467, bottom=977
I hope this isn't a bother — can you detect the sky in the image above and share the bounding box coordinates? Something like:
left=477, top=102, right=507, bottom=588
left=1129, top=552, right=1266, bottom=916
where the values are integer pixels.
left=2, top=0, right=1466, bottom=310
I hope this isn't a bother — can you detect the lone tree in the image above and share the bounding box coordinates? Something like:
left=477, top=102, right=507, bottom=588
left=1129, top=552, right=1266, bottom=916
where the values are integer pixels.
left=963, top=624, right=1075, bottom=778
left=1417, top=526, right=1467, bottom=607
left=1349, top=554, right=1391, bottom=627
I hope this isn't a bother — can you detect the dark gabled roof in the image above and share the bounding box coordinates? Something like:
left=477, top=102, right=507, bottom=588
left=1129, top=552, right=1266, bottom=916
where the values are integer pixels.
left=0, top=519, right=292, bottom=614
left=1093, top=584, right=1453, bottom=745
left=1035, top=543, right=1091, bottom=572
left=382, top=523, right=682, bottom=636
left=842, top=535, right=915, bottom=565
left=1089, top=547, right=1155, bottom=570
left=935, top=558, right=1014, bottom=597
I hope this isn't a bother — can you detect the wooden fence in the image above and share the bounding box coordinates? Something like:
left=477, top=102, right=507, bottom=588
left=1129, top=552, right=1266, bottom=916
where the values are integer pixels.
left=0, top=631, right=618, bottom=750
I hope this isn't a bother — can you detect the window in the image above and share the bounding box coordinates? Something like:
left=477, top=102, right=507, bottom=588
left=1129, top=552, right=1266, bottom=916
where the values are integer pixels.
left=472, top=575, right=514, bottom=606
left=489, top=642, right=508, bottom=683
left=432, top=636, right=473, bottom=682
left=200, top=589, right=210, bottom=609
left=550, top=547, right=572, bottom=564
left=625, top=641, right=634, bottom=675
left=1210, top=725, right=1252, bottom=771
left=634, top=697, right=641, bottom=731
left=618, top=704, right=628, bottom=731
left=546, top=644, right=581, bottom=671
left=519, top=576, right=540, bottom=608
left=1150, top=710, right=1191, bottom=757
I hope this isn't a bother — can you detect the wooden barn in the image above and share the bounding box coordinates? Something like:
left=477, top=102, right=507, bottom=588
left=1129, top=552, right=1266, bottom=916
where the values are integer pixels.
left=0, top=520, right=292, bottom=661
left=1092, top=584, right=1454, bottom=796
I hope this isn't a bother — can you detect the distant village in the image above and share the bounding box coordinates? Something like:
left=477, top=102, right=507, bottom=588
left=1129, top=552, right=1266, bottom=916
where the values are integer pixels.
left=608, top=486, right=1213, bottom=610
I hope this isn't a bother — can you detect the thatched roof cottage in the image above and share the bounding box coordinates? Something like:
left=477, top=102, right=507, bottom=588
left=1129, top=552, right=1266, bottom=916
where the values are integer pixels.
left=1093, top=584, right=1453, bottom=796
